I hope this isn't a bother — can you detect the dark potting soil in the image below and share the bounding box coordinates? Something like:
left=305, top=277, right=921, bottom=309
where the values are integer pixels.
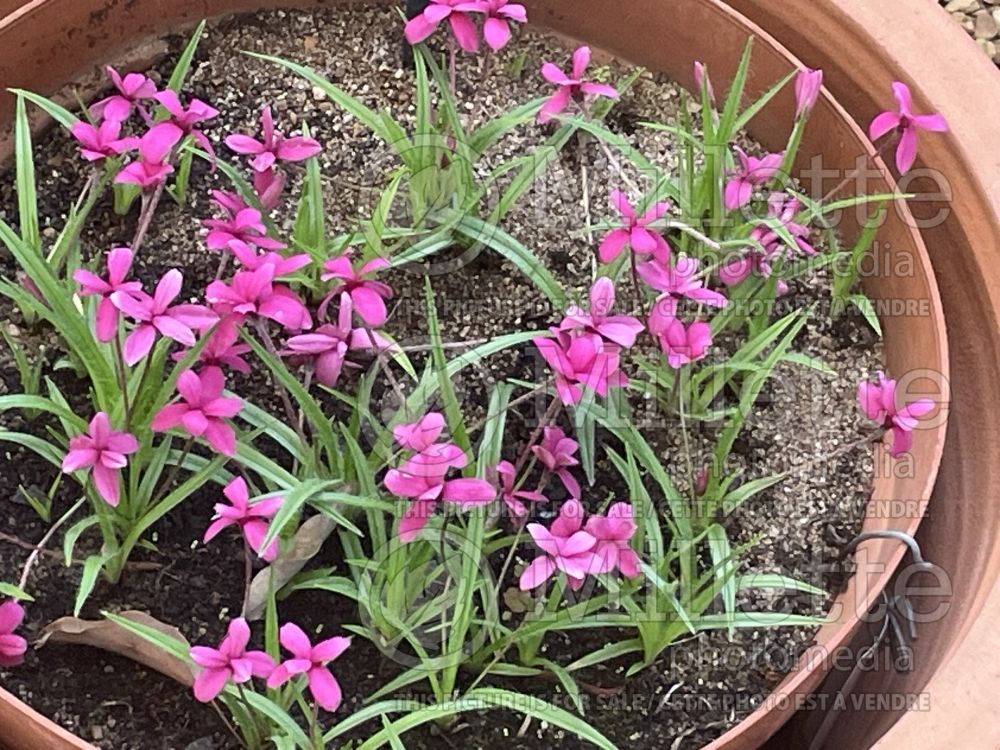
left=0, top=5, right=884, bottom=749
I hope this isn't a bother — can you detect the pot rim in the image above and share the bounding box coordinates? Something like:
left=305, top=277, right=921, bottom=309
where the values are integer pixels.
left=0, top=1, right=948, bottom=749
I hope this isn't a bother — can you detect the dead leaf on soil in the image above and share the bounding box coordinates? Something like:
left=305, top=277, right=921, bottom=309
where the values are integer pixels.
left=39, top=610, right=193, bottom=686
left=244, top=514, right=336, bottom=621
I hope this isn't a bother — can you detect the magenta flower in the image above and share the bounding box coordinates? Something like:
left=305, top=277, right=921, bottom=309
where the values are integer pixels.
left=531, top=427, right=581, bottom=499
left=794, top=68, right=823, bottom=119
left=656, top=318, right=712, bottom=369
left=154, top=90, right=219, bottom=163
left=319, top=252, right=394, bottom=327
left=720, top=194, right=813, bottom=293
left=393, top=412, right=446, bottom=453
left=585, top=502, right=641, bottom=579
left=639, top=255, right=728, bottom=334
left=203, top=206, right=285, bottom=256
left=598, top=190, right=671, bottom=264
left=152, top=368, right=243, bottom=456
left=210, top=190, right=250, bottom=219
left=174, top=316, right=251, bottom=375
left=465, top=0, right=527, bottom=51
left=207, top=267, right=312, bottom=332
left=112, top=269, right=219, bottom=365
left=253, top=169, right=287, bottom=212
left=519, top=498, right=598, bottom=592
left=284, top=294, right=390, bottom=388
left=267, top=623, right=351, bottom=712
left=404, top=0, right=484, bottom=54
left=386, top=440, right=496, bottom=543
left=226, top=107, right=322, bottom=173
left=858, top=372, right=935, bottom=457
left=231, top=246, right=311, bottom=279
left=205, top=477, right=284, bottom=561
left=869, top=82, right=948, bottom=174
left=91, top=66, right=158, bottom=122
left=190, top=618, right=275, bottom=703
left=0, top=600, right=28, bottom=668
left=755, top=193, right=816, bottom=258
left=115, top=123, right=184, bottom=190
left=69, top=119, right=137, bottom=162
left=533, top=329, right=628, bottom=406
left=559, top=277, right=644, bottom=348
left=693, top=61, right=715, bottom=105
left=74, top=247, right=143, bottom=342
left=539, top=46, right=619, bottom=123
left=61, top=412, right=139, bottom=507
left=724, top=147, right=784, bottom=211
left=495, top=460, right=546, bottom=518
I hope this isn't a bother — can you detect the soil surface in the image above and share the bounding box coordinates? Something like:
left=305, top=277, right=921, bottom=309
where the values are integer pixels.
left=0, top=5, right=883, bottom=749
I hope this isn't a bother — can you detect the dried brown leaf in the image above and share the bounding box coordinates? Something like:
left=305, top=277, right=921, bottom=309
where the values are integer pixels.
left=40, top=610, right=193, bottom=686
left=244, top=514, right=336, bottom=620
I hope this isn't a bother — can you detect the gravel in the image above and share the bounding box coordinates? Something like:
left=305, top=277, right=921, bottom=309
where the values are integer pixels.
left=940, top=0, right=1000, bottom=64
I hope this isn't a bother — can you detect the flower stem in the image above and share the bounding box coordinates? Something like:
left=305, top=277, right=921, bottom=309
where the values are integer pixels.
left=149, top=437, right=195, bottom=508
left=241, top=537, right=254, bottom=619
left=18, top=497, right=86, bottom=591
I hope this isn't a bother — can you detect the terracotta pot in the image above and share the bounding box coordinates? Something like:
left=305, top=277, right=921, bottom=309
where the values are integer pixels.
left=0, top=1, right=951, bottom=748
left=721, top=1, right=1000, bottom=748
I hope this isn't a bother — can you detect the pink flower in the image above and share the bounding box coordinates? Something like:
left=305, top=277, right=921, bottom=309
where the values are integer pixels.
left=724, top=147, right=784, bottom=211
left=231, top=246, right=311, bottom=279
left=656, top=318, right=712, bottom=369
left=857, top=372, right=935, bottom=457
left=152, top=368, right=243, bottom=456
left=386, top=437, right=496, bottom=543
left=393, top=412, right=447, bottom=453
left=464, top=0, right=527, bottom=51
left=70, top=119, right=137, bottom=162
left=404, top=0, right=484, bottom=54
left=693, top=61, right=715, bottom=105
left=533, top=329, right=628, bottom=406
left=869, top=81, right=948, bottom=174
left=115, top=122, right=184, bottom=189
left=539, top=46, right=619, bottom=123
left=756, top=193, right=816, bottom=257
left=61, top=412, right=139, bottom=507
left=91, top=66, right=158, bottom=122
left=74, top=247, right=143, bottom=342
left=253, top=169, right=287, bottom=212
left=0, top=600, right=28, bottom=668
left=598, top=190, right=670, bottom=264
left=112, top=269, right=219, bottom=365
left=559, top=277, right=644, bottom=348
left=267, top=623, right=351, bottom=712
left=174, top=316, right=252, bottom=374
left=154, top=90, right=219, bottom=163
left=495, top=460, right=546, bottom=518
left=206, top=267, right=312, bottom=332
left=530, top=427, right=581, bottom=499
left=719, top=194, right=813, bottom=292
left=190, top=618, right=275, bottom=703
left=794, top=68, right=823, bottom=119
left=205, top=477, right=284, bottom=561
left=639, top=255, right=728, bottom=334
left=519, top=498, right=598, bottom=592
left=210, top=190, right=250, bottom=219
left=585, top=502, right=641, bottom=578
left=284, top=294, right=390, bottom=388
left=203, top=206, right=286, bottom=256
left=319, top=252, right=394, bottom=327
left=226, top=107, right=322, bottom=173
